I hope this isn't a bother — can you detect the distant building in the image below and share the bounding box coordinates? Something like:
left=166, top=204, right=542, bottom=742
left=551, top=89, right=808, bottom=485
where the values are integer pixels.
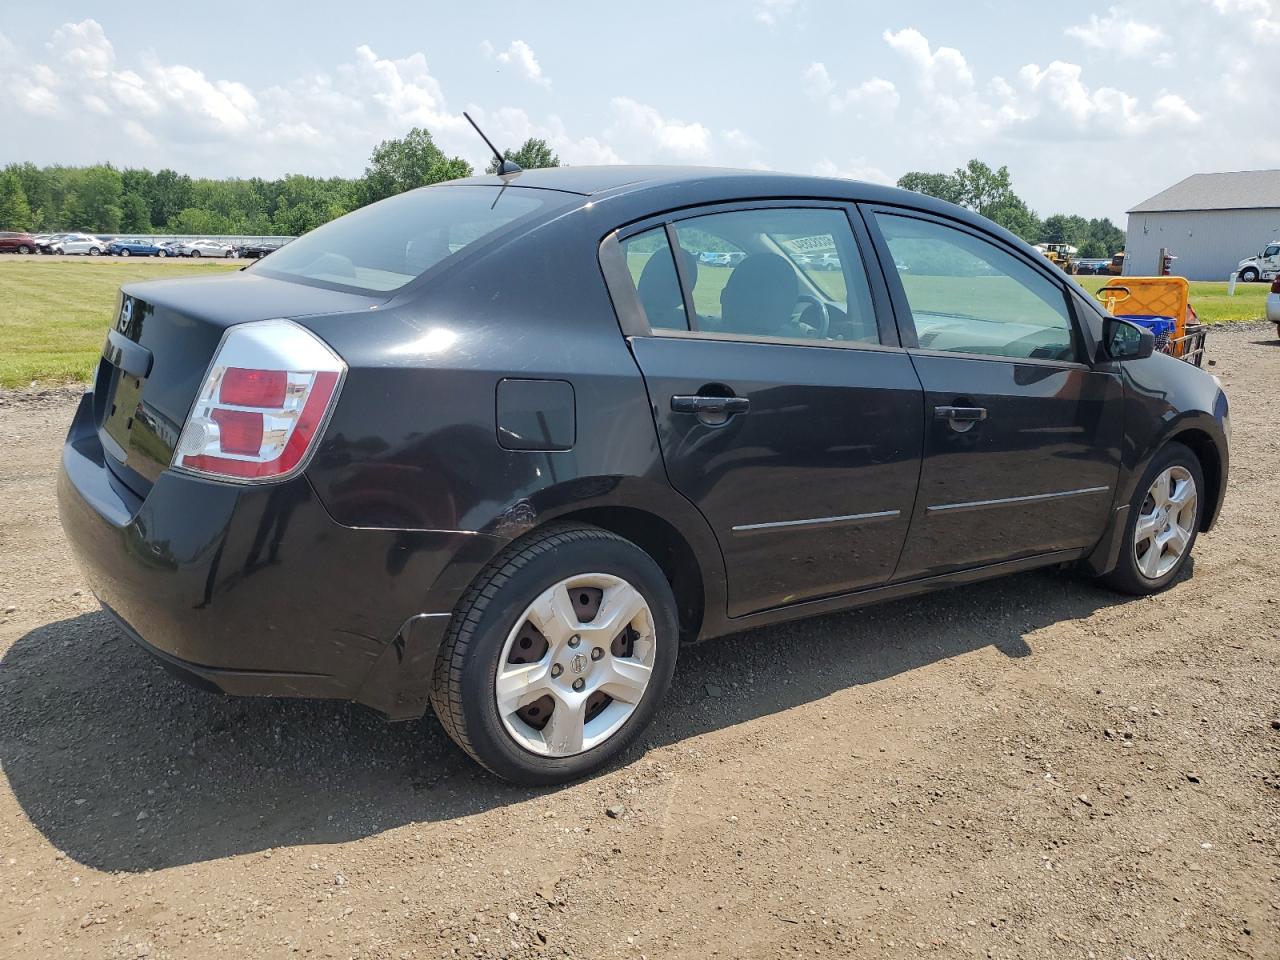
left=1125, top=169, right=1280, bottom=280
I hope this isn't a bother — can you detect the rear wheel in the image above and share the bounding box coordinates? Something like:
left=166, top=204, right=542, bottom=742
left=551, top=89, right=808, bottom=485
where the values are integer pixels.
left=16, top=244, right=31, bottom=254
left=1104, top=442, right=1202, bottom=595
left=190, top=249, right=201, bottom=258
left=89, top=247, right=101, bottom=256
left=430, top=525, right=678, bottom=785
left=1239, top=267, right=1259, bottom=282
left=158, top=249, right=168, bottom=258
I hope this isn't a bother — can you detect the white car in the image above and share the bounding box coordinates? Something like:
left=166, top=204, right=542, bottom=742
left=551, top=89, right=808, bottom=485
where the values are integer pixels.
left=53, top=233, right=107, bottom=256
left=179, top=239, right=237, bottom=258
left=1237, top=241, right=1280, bottom=283
left=1267, top=277, right=1280, bottom=334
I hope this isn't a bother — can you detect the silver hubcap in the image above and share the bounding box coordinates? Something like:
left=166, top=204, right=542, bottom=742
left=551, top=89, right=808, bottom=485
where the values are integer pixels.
left=495, top=573, right=656, bottom=757
left=1134, top=465, right=1197, bottom=580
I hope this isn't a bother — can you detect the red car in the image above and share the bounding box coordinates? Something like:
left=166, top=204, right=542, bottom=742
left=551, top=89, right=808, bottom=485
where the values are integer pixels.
left=0, top=231, right=38, bottom=254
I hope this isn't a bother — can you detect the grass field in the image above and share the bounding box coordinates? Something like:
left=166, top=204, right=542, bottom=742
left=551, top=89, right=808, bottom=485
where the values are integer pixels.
left=1, top=257, right=1273, bottom=388
left=0, top=258, right=240, bottom=388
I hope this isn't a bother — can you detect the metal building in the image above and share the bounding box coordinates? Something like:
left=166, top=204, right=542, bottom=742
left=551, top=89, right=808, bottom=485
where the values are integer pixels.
left=1124, top=169, right=1280, bottom=281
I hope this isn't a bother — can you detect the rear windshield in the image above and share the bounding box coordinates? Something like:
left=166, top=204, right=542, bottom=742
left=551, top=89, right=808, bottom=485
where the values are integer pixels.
left=253, top=185, right=556, bottom=294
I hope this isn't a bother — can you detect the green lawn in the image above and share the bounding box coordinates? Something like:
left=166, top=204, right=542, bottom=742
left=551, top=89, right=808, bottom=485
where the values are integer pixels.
left=1, top=257, right=1273, bottom=389
left=1074, top=276, right=1270, bottom=324
left=0, top=258, right=240, bottom=388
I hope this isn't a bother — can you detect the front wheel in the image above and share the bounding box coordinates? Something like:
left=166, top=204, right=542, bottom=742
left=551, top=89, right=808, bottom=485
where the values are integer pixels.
left=119, top=248, right=130, bottom=257
left=430, top=525, right=678, bottom=785
left=1239, top=267, right=1259, bottom=283
left=189, top=249, right=201, bottom=258
left=89, top=247, right=101, bottom=256
left=16, top=244, right=31, bottom=254
left=1104, top=442, right=1203, bottom=595
left=157, top=249, right=168, bottom=258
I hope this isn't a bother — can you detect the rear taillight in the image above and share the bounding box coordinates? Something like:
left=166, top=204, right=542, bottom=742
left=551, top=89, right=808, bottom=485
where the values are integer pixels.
left=173, top=319, right=345, bottom=482
left=1271, top=277, right=1280, bottom=294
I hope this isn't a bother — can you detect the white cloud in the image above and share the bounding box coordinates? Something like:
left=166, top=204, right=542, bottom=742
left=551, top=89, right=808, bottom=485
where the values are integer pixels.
left=756, top=0, right=801, bottom=25
left=606, top=97, right=714, bottom=161
left=813, top=158, right=895, bottom=185
left=803, top=62, right=899, bottom=116
left=1066, top=7, right=1171, bottom=63
left=883, top=27, right=973, bottom=91
left=47, top=19, right=114, bottom=77
left=482, top=39, right=551, bottom=88
left=1017, top=60, right=1199, bottom=135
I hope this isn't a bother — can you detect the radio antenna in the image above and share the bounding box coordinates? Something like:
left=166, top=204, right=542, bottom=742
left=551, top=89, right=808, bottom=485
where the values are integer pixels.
left=463, top=112, right=522, bottom=176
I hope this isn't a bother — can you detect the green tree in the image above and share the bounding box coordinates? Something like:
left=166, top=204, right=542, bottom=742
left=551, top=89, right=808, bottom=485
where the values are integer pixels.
left=898, top=160, right=1041, bottom=243
left=147, top=169, right=194, bottom=228
left=120, top=193, right=153, bottom=232
left=0, top=171, right=34, bottom=230
left=486, top=137, right=560, bottom=174
left=362, top=128, right=472, bottom=204
left=896, top=171, right=965, bottom=206
left=67, top=165, right=124, bottom=232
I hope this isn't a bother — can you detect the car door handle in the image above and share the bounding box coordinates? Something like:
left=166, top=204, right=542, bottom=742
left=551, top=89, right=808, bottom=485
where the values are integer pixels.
left=671, top=395, right=750, bottom=415
left=934, top=405, right=987, bottom=422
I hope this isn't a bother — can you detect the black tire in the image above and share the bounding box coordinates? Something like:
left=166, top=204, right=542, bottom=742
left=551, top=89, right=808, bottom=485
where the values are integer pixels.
left=158, top=249, right=168, bottom=258
left=225, top=249, right=235, bottom=258
left=119, top=248, right=130, bottom=257
left=1239, top=267, right=1259, bottom=283
left=430, top=524, right=678, bottom=785
left=89, top=247, right=101, bottom=256
left=190, top=249, right=201, bottom=258
left=1103, top=441, right=1203, bottom=596
left=16, top=244, right=30, bottom=254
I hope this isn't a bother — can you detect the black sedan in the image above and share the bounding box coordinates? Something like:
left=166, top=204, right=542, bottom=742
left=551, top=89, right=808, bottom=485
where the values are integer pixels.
left=58, top=166, right=1229, bottom=784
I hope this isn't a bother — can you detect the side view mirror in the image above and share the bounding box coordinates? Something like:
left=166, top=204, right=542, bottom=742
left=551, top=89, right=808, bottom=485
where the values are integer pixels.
left=1103, top=316, right=1154, bottom=361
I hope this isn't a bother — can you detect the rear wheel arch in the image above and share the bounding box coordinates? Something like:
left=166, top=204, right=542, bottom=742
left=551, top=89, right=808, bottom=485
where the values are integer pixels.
left=538, top=505, right=707, bottom=643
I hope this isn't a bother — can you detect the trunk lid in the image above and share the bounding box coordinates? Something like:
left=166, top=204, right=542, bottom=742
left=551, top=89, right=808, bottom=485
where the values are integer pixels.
left=93, top=272, right=380, bottom=497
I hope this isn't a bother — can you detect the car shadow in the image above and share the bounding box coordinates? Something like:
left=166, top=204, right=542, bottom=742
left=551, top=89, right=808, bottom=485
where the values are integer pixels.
left=0, top=567, right=1137, bottom=872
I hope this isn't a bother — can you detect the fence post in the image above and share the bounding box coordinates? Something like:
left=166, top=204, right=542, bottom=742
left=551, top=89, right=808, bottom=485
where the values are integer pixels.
left=1227, top=272, right=1237, bottom=297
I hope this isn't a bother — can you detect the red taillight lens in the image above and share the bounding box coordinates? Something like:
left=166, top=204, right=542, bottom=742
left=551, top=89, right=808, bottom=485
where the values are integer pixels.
left=173, top=320, right=346, bottom=482
left=1271, top=277, right=1280, bottom=294
left=210, top=408, right=264, bottom=455
left=220, top=368, right=287, bottom=407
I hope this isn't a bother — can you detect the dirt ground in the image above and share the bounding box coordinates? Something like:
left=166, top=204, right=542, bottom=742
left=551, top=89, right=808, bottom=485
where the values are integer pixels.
left=1, top=327, right=1277, bottom=960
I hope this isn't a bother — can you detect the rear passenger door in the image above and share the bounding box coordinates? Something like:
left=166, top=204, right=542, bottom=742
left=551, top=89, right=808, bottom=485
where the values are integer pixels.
left=601, top=203, right=924, bottom=618
left=864, top=207, right=1123, bottom=580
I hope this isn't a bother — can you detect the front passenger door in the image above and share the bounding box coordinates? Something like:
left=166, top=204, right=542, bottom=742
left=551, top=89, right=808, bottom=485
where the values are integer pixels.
left=867, top=209, right=1123, bottom=580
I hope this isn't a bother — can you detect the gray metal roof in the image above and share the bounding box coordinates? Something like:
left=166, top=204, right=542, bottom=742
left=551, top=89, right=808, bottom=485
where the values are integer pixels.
left=1128, top=169, right=1280, bottom=213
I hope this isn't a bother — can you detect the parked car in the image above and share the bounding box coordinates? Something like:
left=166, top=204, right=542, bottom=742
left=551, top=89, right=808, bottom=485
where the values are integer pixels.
left=237, top=238, right=291, bottom=259
left=1236, top=241, right=1280, bottom=283
left=178, top=239, right=237, bottom=258
left=34, top=233, right=69, bottom=254
left=153, top=241, right=182, bottom=258
left=108, top=239, right=167, bottom=258
left=53, top=233, right=107, bottom=256
left=0, top=231, right=39, bottom=254
left=58, top=167, right=1230, bottom=785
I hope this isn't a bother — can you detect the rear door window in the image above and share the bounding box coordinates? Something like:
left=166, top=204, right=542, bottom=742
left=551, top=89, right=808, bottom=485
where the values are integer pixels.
left=255, top=185, right=560, bottom=294
left=620, top=228, right=689, bottom=331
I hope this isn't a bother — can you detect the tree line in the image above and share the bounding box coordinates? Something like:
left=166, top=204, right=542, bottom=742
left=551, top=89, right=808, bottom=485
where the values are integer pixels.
left=0, top=135, right=1123, bottom=259
left=897, top=159, right=1126, bottom=258
left=0, top=132, right=561, bottom=237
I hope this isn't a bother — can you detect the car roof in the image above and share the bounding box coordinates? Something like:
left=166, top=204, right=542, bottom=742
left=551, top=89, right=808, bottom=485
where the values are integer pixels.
left=443, top=165, right=998, bottom=237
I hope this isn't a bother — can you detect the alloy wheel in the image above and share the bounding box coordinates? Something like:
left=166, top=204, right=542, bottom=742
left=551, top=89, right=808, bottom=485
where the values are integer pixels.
left=1133, top=465, right=1197, bottom=580
left=495, top=573, right=656, bottom=757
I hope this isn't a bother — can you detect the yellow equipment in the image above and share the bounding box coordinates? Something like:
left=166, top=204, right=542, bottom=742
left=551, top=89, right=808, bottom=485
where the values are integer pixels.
left=1105, top=251, right=1125, bottom=276
left=1095, top=276, right=1206, bottom=366
left=1037, top=243, right=1078, bottom=273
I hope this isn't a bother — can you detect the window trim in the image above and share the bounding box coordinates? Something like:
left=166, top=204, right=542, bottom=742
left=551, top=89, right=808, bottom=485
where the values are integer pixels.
left=858, top=203, right=1089, bottom=367
left=598, top=199, right=900, bottom=349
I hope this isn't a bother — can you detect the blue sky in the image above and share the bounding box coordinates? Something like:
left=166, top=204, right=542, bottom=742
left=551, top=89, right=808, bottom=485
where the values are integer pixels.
left=2, top=1, right=1276, bottom=222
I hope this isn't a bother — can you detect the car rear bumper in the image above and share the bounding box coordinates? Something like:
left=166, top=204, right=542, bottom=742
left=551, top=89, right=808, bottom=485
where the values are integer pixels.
left=1266, top=293, right=1280, bottom=325
left=57, top=391, right=506, bottom=719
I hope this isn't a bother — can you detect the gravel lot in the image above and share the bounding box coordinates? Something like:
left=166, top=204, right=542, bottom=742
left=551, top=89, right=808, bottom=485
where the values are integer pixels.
left=1, top=326, right=1277, bottom=960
